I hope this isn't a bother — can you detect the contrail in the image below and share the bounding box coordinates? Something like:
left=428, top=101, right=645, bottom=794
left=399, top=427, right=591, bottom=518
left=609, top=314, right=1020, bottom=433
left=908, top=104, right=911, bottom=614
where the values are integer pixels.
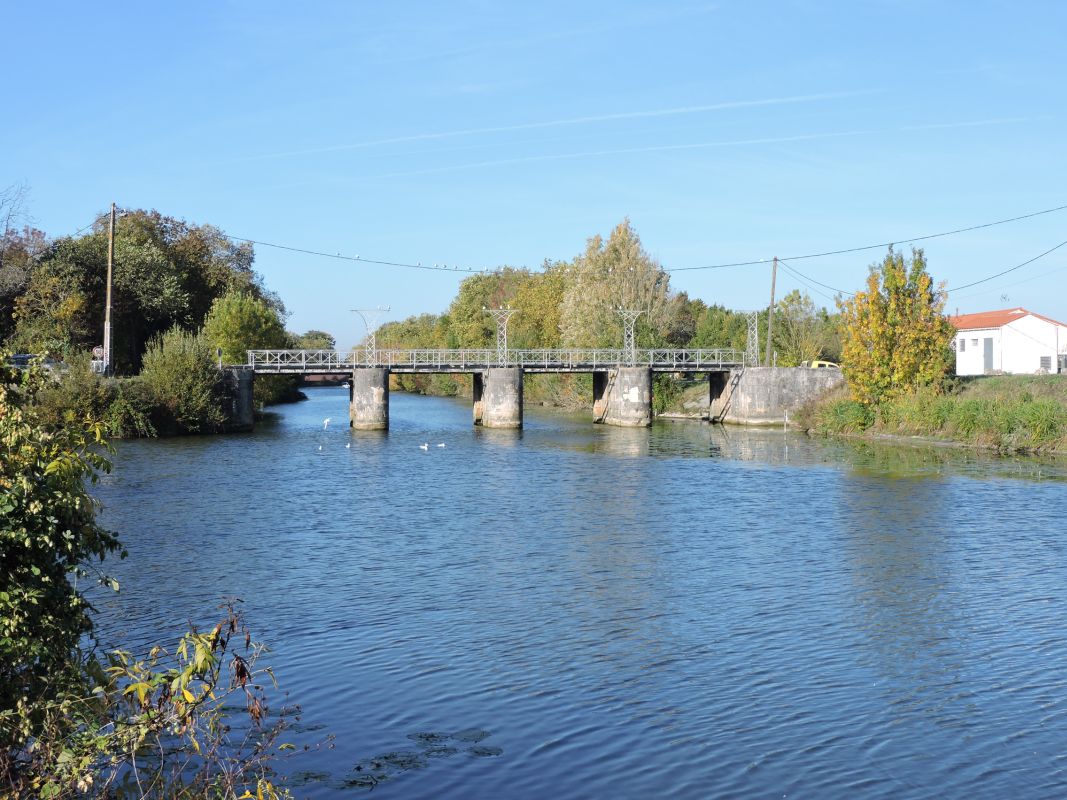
left=238, top=89, right=882, bottom=162
left=350, top=116, right=1033, bottom=180
left=247, top=116, right=1028, bottom=192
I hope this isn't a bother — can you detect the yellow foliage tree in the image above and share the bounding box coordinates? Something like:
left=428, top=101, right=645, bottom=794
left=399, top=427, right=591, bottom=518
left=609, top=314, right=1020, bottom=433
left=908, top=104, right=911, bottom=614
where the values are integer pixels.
left=837, top=247, right=954, bottom=405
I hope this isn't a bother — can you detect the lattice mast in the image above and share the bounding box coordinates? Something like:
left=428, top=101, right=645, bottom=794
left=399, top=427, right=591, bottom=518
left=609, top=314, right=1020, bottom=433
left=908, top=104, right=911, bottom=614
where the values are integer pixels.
left=616, top=309, right=643, bottom=366
left=351, top=306, right=390, bottom=365
left=485, top=307, right=518, bottom=366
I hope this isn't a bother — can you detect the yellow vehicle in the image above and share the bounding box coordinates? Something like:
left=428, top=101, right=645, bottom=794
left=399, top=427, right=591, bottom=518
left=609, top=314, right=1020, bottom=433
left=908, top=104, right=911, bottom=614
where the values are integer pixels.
left=801, top=360, right=840, bottom=369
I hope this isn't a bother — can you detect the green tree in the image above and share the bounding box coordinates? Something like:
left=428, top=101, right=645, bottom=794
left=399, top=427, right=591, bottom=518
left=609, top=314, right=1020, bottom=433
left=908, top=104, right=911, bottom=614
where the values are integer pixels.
left=139, top=327, right=225, bottom=432
left=203, top=291, right=287, bottom=364
left=291, top=329, right=336, bottom=349
left=509, top=263, right=566, bottom=348
left=203, top=291, right=294, bottom=406
left=837, top=247, right=954, bottom=405
left=773, top=290, right=828, bottom=366
left=8, top=208, right=273, bottom=373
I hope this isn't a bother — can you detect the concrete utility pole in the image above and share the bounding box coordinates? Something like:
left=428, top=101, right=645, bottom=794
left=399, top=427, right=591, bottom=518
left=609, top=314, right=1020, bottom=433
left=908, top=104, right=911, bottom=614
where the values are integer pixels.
left=616, top=308, right=643, bottom=366
left=103, top=202, right=116, bottom=376
left=484, top=307, right=518, bottom=366
left=351, top=306, right=390, bottom=364
left=764, top=256, right=777, bottom=367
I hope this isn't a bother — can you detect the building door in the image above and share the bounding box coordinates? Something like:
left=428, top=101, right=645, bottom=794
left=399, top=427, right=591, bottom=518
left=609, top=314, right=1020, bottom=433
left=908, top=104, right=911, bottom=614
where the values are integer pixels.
left=983, top=338, right=994, bottom=373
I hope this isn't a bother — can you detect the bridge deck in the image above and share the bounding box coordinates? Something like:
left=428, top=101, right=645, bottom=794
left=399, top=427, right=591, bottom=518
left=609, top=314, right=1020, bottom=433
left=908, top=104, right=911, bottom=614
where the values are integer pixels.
left=246, top=348, right=747, bottom=374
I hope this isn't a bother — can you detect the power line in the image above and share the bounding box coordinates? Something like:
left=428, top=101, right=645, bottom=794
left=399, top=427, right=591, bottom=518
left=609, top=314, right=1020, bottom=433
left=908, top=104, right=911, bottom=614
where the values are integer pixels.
left=776, top=262, right=839, bottom=304
left=777, top=257, right=854, bottom=297
left=665, top=201, right=1067, bottom=271
left=221, top=234, right=491, bottom=274
left=947, top=239, right=1067, bottom=293
left=952, top=260, right=1067, bottom=301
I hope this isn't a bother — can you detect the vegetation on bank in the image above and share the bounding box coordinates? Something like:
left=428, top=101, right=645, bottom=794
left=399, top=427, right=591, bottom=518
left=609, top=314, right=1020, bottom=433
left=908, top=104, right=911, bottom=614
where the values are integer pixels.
left=0, top=186, right=330, bottom=435
left=1, top=361, right=294, bottom=798
left=797, top=247, right=1066, bottom=453
left=376, top=220, right=842, bottom=408
left=802, top=377, right=1067, bottom=453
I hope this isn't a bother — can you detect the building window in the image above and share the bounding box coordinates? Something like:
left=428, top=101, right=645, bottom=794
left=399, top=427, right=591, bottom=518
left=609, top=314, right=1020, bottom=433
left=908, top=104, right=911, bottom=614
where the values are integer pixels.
left=959, top=338, right=965, bottom=352
left=1040, top=356, right=1052, bottom=371
left=971, top=339, right=979, bottom=347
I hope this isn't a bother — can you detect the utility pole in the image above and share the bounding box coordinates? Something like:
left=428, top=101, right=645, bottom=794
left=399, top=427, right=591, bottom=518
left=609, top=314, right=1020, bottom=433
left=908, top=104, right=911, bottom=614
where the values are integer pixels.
left=103, top=202, right=116, bottom=376
left=764, top=256, right=777, bottom=367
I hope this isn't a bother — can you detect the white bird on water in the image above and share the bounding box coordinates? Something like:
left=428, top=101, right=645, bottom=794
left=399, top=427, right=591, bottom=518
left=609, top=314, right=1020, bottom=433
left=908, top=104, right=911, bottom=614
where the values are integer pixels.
left=345, top=442, right=351, bottom=449
left=437, top=443, right=446, bottom=448
left=318, top=445, right=322, bottom=451
left=323, top=417, right=331, bottom=430
left=419, top=443, right=429, bottom=451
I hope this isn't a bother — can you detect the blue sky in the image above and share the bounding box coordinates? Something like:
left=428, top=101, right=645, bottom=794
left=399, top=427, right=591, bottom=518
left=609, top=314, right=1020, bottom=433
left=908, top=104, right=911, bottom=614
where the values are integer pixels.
left=5, top=1, right=1066, bottom=348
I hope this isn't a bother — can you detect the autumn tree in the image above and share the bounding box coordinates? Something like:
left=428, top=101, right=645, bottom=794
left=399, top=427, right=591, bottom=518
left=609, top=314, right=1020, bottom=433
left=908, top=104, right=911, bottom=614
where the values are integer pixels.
left=558, top=219, right=672, bottom=348
left=837, top=247, right=953, bottom=405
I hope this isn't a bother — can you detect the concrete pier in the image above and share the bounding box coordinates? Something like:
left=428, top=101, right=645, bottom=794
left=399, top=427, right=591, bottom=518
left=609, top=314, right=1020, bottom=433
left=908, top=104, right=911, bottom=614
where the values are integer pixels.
left=350, top=367, right=390, bottom=429
left=221, top=368, right=255, bottom=432
left=593, top=367, right=653, bottom=427
left=473, top=367, right=523, bottom=428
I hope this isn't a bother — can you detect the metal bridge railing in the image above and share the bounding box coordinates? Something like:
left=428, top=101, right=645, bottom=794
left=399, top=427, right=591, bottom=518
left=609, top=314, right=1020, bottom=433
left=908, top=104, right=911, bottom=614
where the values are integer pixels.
left=246, top=348, right=748, bottom=373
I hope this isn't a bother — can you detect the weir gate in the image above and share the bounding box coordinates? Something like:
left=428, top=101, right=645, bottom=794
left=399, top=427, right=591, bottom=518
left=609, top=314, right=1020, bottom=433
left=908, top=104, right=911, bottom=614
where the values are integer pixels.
left=245, top=348, right=748, bottom=430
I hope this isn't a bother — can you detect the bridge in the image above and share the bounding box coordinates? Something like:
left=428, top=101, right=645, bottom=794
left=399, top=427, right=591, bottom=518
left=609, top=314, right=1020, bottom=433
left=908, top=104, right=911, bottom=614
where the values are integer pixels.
left=243, top=347, right=748, bottom=430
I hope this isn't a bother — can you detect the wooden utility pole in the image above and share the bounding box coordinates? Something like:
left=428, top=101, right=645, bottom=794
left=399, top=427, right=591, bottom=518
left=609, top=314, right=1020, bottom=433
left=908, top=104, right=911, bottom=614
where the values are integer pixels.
left=764, top=256, right=777, bottom=367
left=103, top=202, right=115, bottom=376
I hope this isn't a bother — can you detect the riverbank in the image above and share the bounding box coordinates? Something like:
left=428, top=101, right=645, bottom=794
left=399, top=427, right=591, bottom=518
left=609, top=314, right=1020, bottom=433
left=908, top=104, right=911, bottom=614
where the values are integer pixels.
left=797, top=375, right=1067, bottom=454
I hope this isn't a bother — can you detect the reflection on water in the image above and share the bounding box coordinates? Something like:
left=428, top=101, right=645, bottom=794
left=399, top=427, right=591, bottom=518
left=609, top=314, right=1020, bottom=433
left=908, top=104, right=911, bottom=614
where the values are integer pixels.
left=92, top=389, right=1067, bottom=799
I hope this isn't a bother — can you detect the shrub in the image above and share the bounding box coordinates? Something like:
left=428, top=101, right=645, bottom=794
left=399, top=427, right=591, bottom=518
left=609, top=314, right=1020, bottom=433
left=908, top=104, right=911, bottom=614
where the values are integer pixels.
left=140, top=327, right=225, bottom=433
left=0, top=359, right=123, bottom=771
left=31, top=354, right=116, bottom=430
left=104, top=376, right=158, bottom=438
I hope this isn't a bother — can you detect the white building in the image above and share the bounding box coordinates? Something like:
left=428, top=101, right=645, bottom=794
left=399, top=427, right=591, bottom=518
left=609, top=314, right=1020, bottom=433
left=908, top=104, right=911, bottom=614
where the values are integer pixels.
left=949, top=307, right=1067, bottom=376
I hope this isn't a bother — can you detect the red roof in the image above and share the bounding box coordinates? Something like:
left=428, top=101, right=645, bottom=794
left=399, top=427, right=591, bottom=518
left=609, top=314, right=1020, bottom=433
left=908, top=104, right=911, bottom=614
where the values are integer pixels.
left=949, top=307, right=1067, bottom=331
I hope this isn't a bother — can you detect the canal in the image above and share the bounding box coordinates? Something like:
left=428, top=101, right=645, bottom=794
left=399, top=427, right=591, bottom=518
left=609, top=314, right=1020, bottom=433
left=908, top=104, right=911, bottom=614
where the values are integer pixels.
left=92, top=387, right=1067, bottom=798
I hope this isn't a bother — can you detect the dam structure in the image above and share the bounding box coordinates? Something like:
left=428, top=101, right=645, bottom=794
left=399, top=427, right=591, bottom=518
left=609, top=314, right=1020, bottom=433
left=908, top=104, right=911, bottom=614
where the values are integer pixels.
left=245, top=347, right=747, bottom=430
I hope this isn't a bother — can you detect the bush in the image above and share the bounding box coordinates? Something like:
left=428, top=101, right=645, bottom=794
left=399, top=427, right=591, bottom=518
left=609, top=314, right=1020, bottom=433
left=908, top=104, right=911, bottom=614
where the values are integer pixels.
left=140, top=327, right=225, bottom=433
left=104, top=376, right=157, bottom=438
left=0, top=359, right=123, bottom=772
left=31, top=354, right=115, bottom=430
left=1, top=358, right=294, bottom=798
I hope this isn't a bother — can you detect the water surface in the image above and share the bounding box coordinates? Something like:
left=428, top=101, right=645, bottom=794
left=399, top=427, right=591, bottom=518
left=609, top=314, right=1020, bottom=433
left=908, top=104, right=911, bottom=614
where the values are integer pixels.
left=93, top=388, right=1067, bottom=798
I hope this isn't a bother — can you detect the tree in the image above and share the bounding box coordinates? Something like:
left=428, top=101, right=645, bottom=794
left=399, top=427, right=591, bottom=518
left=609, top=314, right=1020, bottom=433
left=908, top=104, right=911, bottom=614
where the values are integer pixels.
left=773, top=290, right=828, bottom=366
left=291, top=329, right=336, bottom=349
left=202, top=291, right=287, bottom=364
left=7, top=208, right=275, bottom=373
left=558, top=219, right=673, bottom=348
left=837, top=247, right=954, bottom=405
left=203, top=291, right=293, bottom=407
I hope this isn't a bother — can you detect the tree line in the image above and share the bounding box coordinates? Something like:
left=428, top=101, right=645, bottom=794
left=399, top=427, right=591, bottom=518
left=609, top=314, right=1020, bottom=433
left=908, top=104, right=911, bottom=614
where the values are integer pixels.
left=0, top=187, right=335, bottom=434
left=375, top=219, right=842, bottom=367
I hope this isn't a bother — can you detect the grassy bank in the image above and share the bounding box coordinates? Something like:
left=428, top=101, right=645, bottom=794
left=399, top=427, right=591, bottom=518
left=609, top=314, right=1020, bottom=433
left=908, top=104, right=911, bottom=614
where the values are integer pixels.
left=801, top=375, right=1067, bottom=453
